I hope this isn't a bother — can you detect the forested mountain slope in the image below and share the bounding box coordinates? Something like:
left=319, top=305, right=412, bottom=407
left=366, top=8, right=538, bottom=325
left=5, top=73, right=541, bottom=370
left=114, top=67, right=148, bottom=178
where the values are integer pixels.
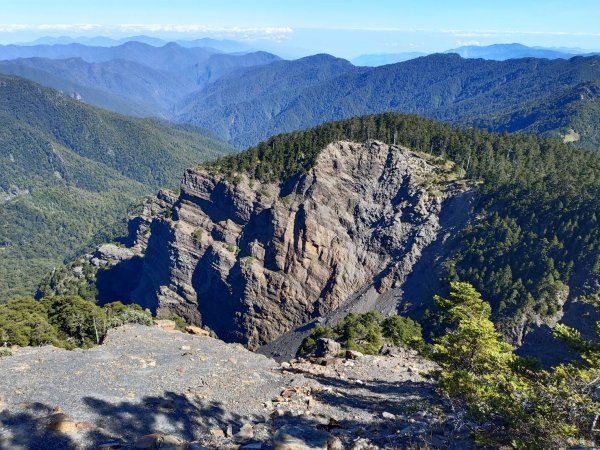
left=0, top=57, right=194, bottom=117
left=0, top=75, right=231, bottom=301
left=3, top=46, right=598, bottom=150
left=475, top=79, right=600, bottom=149
left=176, top=54, right=600, bottom=149
left=175, top=54, right=363, bottom=142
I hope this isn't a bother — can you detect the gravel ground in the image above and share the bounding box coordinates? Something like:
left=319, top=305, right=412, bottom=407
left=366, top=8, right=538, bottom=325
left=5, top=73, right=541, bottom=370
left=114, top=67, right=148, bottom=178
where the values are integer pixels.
left=0, top=325, right=475, bottom=449
left=0, top=325, right=288, bottom=449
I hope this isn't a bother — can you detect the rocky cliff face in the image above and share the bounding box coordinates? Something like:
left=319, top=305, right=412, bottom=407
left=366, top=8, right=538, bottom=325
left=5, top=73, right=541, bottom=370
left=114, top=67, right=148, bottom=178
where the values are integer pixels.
left=98, top=140, right=466, bottom=348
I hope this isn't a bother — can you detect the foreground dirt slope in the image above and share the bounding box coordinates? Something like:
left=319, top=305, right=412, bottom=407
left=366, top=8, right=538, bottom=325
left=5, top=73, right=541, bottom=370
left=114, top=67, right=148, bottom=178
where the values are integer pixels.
left=0, top=325, right=474, bottom=449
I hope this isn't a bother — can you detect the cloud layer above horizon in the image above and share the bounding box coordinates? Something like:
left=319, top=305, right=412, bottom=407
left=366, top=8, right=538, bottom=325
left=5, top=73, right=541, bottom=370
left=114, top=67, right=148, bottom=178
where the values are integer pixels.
left=1, top=0, right=599, bottom=57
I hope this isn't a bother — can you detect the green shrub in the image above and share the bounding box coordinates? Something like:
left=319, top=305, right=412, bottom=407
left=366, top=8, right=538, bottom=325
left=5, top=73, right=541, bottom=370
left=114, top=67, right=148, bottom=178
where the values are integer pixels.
left=104, top=301, right=153, bottom=327
left=382, top=315, right=424, bottom=348
left=298, top=311, right=423, bottom=356
left=224, top=243, right=240, bottom=255
left=297, top=325, right=336, bottom=355
left=0, top=296, right=156, bottom=350
left=0, top=297, right=57, bottom=347
left=41, top=296, right=107, bottom=348
left=433, top=281, right=600, bottom=448
left=165, top=315, right=187, bottom=331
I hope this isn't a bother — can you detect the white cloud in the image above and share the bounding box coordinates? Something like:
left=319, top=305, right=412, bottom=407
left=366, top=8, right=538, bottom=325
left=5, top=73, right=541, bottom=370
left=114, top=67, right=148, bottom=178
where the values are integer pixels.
left=0, top=24, right=294, bottom=41
left=301, top=25, right=600, bottom=39
left=442, top=29, right=600, bottom=38
left=456, top=40, right=482, bottom=47
left=0, top=24, right=103, bottom=32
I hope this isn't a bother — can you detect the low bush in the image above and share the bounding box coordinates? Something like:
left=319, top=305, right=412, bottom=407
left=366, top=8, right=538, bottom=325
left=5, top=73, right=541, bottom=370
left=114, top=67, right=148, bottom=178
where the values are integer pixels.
left=298, top=311, right=423, bottom=356
left=0, top=296, right=153, bottom=349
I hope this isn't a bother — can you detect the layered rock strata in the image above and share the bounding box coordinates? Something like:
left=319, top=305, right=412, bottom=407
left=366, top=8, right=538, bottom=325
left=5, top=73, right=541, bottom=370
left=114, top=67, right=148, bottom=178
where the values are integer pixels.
left=79, top=141, right=467, bottom=348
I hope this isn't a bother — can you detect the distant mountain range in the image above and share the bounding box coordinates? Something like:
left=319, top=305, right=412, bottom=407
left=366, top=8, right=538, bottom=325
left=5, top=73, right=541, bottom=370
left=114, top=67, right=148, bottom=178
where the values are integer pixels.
left=354, top=43, right=599, bottom=66
left=445, top=43, right=599, bottom=60
left=1, top=39, right=598, bottom=149
left=175, top=53, right=600, bottom=149
left=0, top=40, right=219, bottom=64
left=12, top=37, right=600, bottom=64
left=0, top=75, right=231, bottom=301
left=16, top=35, right=253, bottom=53
left=0, top=42, right=280, bottom=117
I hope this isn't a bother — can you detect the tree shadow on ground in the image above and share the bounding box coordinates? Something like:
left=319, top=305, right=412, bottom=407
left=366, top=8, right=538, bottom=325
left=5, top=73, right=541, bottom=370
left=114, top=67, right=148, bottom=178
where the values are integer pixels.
left=0, top=391, right=248, bottom=449
left=0, top=402, right=78, bottom=450
left=277, top=365, right=477, bottom=449
left=0, top=372, right=475, bottom=449
left=82, top=391, right=247, bottom=443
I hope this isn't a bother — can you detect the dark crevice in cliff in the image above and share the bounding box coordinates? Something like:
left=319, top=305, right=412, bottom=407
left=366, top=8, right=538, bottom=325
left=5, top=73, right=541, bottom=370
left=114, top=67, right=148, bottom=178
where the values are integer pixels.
left=96, top=256, right=144, bottom=306
left=292, top=204, right=307, bottom=256
left=192, top=248, right=244, bottom=343
left=313, top=264, right=339, bottom=318
left=180, top=191, right=237, bottom=225
left=129, top=220, right=175, bottom=314
left=237, top=209, right=274, bottom=255
left=391, top=177, right=413, bottom=208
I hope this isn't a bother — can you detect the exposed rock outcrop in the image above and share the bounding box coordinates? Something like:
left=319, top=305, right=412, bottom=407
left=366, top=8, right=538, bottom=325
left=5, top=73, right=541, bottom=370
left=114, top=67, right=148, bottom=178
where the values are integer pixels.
left=94, top=140, right=468, bottom=348
left=0, top=186, right=28, bottom=204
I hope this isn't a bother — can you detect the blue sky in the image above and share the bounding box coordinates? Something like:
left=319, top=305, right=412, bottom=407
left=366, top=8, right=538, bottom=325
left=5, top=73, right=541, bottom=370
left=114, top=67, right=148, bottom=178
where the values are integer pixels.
left=1, top=0, right=599, bottom=57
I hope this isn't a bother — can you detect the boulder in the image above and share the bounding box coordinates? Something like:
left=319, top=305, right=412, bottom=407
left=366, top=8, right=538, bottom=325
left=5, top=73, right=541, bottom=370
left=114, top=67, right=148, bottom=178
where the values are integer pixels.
left=209, top=427, right=225, bottom=437
left=155, top=320, right=177, bottom=331
left=48, top=419, right=78, bottom=433
left=235, top=423, right=255, bottom=440
left=327, top=436, right=344, bottom=450
left=314, top=338, right=341, bottom=357
left=134, top=434, right=163, bottom=449
left=272, top=425, right=330, bottom=450
left=345, top=350, right=363, bottom=360
left=186, top=325, right=210, bottom=337
left=162, top=435, right=188, bottom=450
left=46, top=413, right=78, bottom=433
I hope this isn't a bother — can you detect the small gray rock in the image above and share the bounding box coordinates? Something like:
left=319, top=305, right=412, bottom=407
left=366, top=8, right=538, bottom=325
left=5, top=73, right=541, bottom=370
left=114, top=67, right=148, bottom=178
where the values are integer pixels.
left=273, top=425, right=330, bottom=450
left=235, top=423, right=254, bottom=440
left=315, top=338, right=342, bottom=357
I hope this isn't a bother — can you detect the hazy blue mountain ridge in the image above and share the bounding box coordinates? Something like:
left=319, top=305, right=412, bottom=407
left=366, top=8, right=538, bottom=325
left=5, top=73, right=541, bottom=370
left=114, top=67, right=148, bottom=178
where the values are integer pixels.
left=176, top=53, right=600, bottom=148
